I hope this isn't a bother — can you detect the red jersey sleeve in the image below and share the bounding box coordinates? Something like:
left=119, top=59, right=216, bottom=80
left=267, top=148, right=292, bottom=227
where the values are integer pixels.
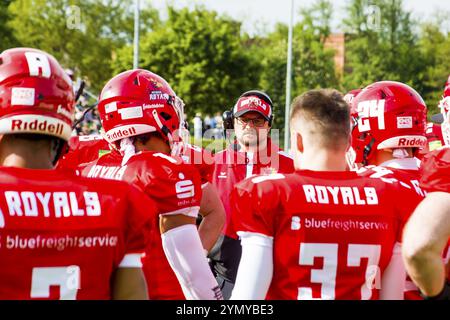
left=230, top=174, right=284, bottom=239
left=138, top=153, right=202, bottom=218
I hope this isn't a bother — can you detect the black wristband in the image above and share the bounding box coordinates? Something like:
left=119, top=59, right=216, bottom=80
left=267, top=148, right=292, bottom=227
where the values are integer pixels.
left=422, top=281, right=450, bottom=300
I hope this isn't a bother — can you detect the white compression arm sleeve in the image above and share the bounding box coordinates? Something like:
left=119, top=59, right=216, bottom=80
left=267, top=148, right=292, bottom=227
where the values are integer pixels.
left=231, top=232, right=274, bottom=300
left=161, top=224, right=223, bottom=300
left=380, top=242, right=406, bottom=300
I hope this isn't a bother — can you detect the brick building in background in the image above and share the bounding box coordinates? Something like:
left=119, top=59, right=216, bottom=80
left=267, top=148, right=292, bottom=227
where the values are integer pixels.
left=324, top=33, right=346, bottom=77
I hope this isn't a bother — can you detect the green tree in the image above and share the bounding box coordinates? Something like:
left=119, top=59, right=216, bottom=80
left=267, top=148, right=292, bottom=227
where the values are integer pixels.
left=249, top=0, right=338, bottom=142
left=113, top=6, right=260, bottom=118
left=293, top=0, right=338, bottom=93
left=7, top=0, right=158, bottom=91
left=343, top=0, right=426, bottom=92
left=0, top=0, right=19, bottom=51
left=418, top=21, right=450, bottom=115
left=247, top=24, right=289, bottom=135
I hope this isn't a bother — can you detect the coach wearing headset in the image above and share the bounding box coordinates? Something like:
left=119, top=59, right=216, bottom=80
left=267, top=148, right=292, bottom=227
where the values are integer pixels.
left=209, top=90, right=294, bottom=299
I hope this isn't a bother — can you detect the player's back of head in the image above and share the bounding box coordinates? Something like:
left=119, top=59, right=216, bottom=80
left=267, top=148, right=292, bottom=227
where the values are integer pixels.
left=290, top=89, right=351, bottom=151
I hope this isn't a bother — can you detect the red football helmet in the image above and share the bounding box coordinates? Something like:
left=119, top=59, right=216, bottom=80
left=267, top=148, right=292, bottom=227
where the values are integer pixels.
left=98, top=69, right=185, bottom=150
left=437, top=75, right=450, bottom=145
left=350, top=81, right=427, bottom=165
left=0, top=48, right=74, bottom=141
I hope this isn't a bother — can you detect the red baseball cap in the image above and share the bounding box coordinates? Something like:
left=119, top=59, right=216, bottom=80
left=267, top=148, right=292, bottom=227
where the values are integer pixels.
left=233, top=95, right=272, bottom=121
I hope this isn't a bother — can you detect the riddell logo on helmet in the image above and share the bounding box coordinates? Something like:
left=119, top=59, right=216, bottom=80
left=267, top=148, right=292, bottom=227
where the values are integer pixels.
left=398, top=137, right=426, bottom=147
left=11, top=119, right=64, bottom=135
left=106, top=127, right=137, bottom=140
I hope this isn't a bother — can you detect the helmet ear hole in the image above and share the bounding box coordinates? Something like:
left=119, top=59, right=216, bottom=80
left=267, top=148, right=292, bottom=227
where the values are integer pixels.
left=160, top=112, right=172, bottom=121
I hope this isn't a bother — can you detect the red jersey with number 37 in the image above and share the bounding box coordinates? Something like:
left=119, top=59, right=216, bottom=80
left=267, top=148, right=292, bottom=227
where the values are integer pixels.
left=231, top=170, right=423, bottom=300
left=0, top=167, right=154, bottom=300
left=81, top=150, right=202, bottom=300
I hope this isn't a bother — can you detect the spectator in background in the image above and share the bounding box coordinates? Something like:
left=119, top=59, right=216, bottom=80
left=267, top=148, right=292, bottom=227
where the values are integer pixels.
left=210, top=115, right=217, bottom=129
left=209, top=90, right=294, bottom=299
left=194, top=112, right=203, bottom=141
left=214, top=112, right=224, bottom=140
left=204, top=115, right=212, bottom=131
left=80, top=121, right=92, bottom=136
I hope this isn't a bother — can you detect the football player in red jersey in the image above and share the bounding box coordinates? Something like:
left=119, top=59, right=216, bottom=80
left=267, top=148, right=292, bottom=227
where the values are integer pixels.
left=349, top=81, right=428, bottom=196
left=349, top=81, right=428, bottom=299
left=402, top=78, right=450, bottom=300
left=59, top=130, right=225, bottom=257
left=80, top=69, right=222, bottom=300
left=0, top=48, right=154, bottom=299
left=210, top=90, right=294, bottom=298
left=230, top=89, right=423, bottom=300
left=349, top=81, right=427, bottom=173
left=57, top=94, right=225, bottom=261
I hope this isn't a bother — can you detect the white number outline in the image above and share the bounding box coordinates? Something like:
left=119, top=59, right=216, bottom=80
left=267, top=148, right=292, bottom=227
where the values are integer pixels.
left=298, top=243, right=381, bottom=300
left=357, top=100, right=386, bottom=132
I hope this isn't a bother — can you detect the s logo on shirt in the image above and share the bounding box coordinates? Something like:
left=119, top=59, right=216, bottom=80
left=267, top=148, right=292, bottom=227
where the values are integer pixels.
left=291, top=216, right=301, bottom=230
left=175, top=173, right=195, bottom=199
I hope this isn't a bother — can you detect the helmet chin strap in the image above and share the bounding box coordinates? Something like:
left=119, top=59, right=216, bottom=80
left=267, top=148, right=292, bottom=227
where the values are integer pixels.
left=362, top=138, right=376, bottom=166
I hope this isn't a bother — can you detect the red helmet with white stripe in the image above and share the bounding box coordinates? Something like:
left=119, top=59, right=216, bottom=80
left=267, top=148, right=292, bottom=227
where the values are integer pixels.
left=350, top=81, right=427, bottom=165
left=437, top=75, right=450, bottom=145
left=0, top=48, right=74, bottom=141
left=98, top=69, right=184, bottom=149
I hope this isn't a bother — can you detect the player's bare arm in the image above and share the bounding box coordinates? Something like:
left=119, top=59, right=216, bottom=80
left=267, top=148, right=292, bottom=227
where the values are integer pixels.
left=197, top=183, right=226, bottom=252
left=402, top=192, right=450, bottom=298
left=112, top=268, right=149, bottom=300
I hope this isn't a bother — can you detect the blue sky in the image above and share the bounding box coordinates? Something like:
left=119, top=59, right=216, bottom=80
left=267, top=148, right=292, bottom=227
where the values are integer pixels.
left=150, top=0, right=450, bottom=35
